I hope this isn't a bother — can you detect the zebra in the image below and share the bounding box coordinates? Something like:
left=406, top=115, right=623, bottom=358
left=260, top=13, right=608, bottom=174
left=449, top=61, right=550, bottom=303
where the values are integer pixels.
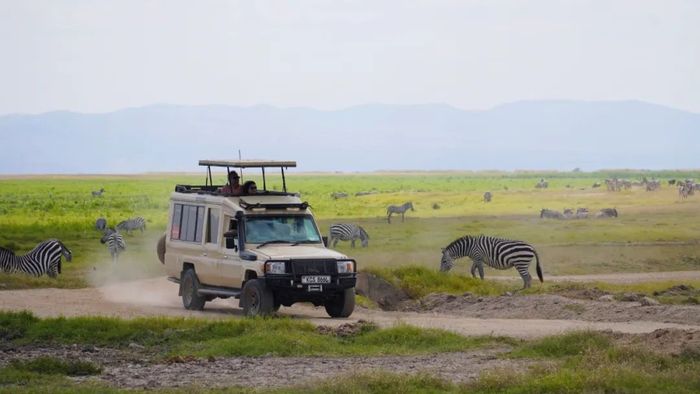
left=540, top=208, right=563, bottom=219
left=596, top=208, right=618, bottom=218
left=535, top=179, right=548, bottom=189
left=331, top=192, right=348, bottom=199
left=440, top=235, right=543, bottom=289
left=95, top=217, right=107, bottom=231
left=0, top=239, right=72, bottom=278
left=100, top=228, right=126, bottom=264
left=575, top=208, right=589, bottom=219
left=328, top=223, right=369, bottom=248
left=387, top=202, right=414, bottom=224
left=116, top=217, right=146, bottom=234
left=483, top=192, right=492, bottom=203
left=562, top=208, right=574, bottom=219
left=91, top=188, right=105, bottom=197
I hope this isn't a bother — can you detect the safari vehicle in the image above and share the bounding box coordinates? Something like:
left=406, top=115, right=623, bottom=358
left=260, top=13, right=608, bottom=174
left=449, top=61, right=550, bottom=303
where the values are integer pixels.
left=158, top=160, right=356, bottom=317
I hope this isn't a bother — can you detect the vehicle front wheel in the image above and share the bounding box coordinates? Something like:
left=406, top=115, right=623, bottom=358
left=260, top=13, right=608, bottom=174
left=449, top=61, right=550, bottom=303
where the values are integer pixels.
left=324, top=288, right=355, bottom=318
left=241, top=279, right=275, bottom=317
left=181, top=269, right=206, bottom=310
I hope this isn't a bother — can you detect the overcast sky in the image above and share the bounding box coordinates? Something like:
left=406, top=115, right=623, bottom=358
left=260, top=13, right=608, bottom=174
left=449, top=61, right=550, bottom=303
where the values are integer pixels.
left=1, top=0, right=698, bottom=116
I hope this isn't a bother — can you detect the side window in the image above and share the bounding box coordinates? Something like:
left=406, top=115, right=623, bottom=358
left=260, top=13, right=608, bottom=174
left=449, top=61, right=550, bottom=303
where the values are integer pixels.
left=206, top=208, right=220, bottom=244
left=171, top=204, right=183, bottom=239
left=172, top=203, right=205, bottom=243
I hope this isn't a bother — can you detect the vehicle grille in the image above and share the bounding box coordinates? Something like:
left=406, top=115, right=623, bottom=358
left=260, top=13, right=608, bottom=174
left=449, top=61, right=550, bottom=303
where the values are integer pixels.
left=290, top=260, right=336, bottom=276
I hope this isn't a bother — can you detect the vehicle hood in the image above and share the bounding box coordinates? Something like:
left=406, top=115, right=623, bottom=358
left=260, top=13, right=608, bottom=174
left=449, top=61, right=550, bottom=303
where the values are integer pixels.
left=250, top=245, right=349, bottom=260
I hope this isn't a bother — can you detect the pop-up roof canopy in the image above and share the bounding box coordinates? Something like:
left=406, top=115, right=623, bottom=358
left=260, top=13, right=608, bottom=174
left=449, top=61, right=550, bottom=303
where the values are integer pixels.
left=198, top=160, right=296, bottom=168
left=198, top=159, right=297, bottom=193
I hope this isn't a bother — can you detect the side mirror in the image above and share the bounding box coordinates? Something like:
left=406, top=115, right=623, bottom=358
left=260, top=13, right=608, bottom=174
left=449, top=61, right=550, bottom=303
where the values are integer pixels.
left=322, top=236, right=328, bottom=247
left=224, top=230, right=237, bottom=250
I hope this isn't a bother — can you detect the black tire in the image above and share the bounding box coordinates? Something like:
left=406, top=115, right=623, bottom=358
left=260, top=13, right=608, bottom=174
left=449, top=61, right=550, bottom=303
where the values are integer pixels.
left=156, top=234, right=166, bottom=264
left=181, top=269, right=206, bottom=310
left=324, top=288, right=355, bottom=318
left=273, top=299, right=281, bottom=312
left=241, top=279, right=275, bottom=317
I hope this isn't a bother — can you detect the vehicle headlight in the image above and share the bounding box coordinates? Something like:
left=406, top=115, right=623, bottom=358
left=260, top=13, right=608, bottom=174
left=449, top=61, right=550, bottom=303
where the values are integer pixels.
left=337, top=260, right=355, bottom=273
left=265, top=261, right=286, bottom=274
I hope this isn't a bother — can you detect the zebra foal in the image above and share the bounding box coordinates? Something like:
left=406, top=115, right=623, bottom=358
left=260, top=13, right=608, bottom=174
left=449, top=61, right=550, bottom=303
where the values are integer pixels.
left=0, top=239, right=72, bottom=278
left=387, top=202, right=414, bottom=224
left=440, top=235, right=543, bottom=289
left=116, top=217, right=146, bottom=234
left=329, top=223, right=369, bottom=248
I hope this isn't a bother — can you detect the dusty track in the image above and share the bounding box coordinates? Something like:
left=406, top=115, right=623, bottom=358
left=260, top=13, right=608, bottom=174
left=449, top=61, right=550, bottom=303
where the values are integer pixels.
left=2, top=273, right=700, bottom=339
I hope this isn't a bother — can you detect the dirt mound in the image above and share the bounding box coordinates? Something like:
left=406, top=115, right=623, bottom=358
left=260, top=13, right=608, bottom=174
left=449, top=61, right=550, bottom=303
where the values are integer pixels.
left=554, top=287, right=611, bottom=300
left=608, top=328, right=700, bottom=357
left=401, top=293, right=700, bottom=325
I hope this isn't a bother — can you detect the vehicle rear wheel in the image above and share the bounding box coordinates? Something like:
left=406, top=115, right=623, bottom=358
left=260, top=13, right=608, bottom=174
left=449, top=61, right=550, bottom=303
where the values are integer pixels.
left=181, top=269, right=206, bottom=310
left=156, top=234, right=166, bottom=264
left=241, top=279, right=275, bottom=317
left=324, top=288, right=355, bottom=318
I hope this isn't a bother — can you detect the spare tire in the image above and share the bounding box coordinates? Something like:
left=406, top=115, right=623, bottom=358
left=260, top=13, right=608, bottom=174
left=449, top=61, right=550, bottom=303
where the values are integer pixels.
left=156, top=234, right=166, bottom=264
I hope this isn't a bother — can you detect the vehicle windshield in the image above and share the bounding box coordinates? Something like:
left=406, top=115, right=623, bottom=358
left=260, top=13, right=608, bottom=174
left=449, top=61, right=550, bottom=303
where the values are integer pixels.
left=245, top=215, right=322, bottom=244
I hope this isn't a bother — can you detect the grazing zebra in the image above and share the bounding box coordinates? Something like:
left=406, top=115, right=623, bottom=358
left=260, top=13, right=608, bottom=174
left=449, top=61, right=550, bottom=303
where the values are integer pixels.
left=535, top=179, right=548, bottom=189
left=387, top=202, right=414, bottom=224
left=483, top=192, right=492, bottom=203
left=679, top=184, right=690, bottom=200
left=95, top=217, right=107, bottom=231
left=328, top=223, right=369, bottom=248
left=116, top=217, right=146, bottom=234
left=440, top=235, right=543, bottom=289
left=331, top=192, right=348, bottom=199
left=562, top=208, right=574, bottom=219
left=540, top=208, right=563, bottom=219
left=100, top=228, right=126, bottom=264
left=0, top=239, right=72, bottom=278
left=575, top=208, right=589, bottom=219
left=596, top=208, right=618, bottom=218
left=91, top=188, right=105, bottom=197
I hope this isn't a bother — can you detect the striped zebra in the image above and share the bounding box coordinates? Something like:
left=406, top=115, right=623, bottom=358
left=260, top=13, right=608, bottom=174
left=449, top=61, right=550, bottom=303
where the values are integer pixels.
left=116, top=217, right=146, bottom=234
left=440, top=235, right=543, bottom=289
left=483, top=192, right=492, bottom=203
left=100, top=228, right=126, bottom=264
left=0, top=239, right=72, bottom=278
left=328, top=224, right=369, bottom=248
left=91, top=188, right=105, bottom=197
left=387, top=202, right=414, bottom=224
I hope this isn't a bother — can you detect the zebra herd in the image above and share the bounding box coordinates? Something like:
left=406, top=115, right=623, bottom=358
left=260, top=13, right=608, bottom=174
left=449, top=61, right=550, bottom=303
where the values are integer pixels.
left=0, top=239, right=72, bottom=278
left=540, top=207, right=617, bottom=219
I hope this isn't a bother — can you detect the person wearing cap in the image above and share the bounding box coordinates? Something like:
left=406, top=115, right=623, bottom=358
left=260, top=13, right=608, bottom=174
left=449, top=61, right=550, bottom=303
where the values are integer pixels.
left=220, top=171, right=242, bottom=195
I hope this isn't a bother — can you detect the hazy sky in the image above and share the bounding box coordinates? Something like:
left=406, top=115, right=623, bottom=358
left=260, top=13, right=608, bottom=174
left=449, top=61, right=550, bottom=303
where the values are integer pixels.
left=1, top=0, right=699, bottom=115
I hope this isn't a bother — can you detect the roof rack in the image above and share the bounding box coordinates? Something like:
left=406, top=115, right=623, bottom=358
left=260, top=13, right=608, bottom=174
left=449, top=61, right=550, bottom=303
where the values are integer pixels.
left=239, top=199, right=309, bottom=211
left=198, top=159, right=296, bottom=192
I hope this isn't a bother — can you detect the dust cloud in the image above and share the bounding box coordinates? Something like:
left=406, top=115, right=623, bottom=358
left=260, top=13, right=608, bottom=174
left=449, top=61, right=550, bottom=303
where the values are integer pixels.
left=86, top=232, right=180, bottom=309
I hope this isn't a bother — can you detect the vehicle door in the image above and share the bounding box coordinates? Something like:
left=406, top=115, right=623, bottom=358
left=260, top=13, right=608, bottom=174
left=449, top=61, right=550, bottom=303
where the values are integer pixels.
left=214, top=213, right=243, bottom=287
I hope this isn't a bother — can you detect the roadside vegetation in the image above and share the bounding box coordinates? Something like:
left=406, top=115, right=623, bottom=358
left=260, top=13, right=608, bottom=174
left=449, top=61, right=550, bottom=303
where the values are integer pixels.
left=0, top=311, right=508, bottom=357
left=367, top=265, right=700, bottom=305
left=2, top=319, right=698, bottom=393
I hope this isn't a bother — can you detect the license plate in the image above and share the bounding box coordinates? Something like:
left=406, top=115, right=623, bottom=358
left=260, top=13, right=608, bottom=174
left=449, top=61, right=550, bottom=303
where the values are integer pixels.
left=301, top=275, right=331, bottom=284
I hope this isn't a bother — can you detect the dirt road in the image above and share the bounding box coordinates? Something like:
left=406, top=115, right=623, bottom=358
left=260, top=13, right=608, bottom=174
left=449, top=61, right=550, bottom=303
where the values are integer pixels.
left=2, top=274, right=700, bottom=339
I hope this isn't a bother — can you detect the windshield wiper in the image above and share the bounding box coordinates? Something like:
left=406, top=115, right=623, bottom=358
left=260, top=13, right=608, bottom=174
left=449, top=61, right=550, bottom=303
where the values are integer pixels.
left=256, top=240, right=291, bottom=249
left=289, top=240, right=320, bottom=246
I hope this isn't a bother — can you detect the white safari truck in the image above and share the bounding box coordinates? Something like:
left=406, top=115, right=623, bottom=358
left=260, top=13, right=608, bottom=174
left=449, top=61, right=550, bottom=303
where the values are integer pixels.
left=158, top=160, right=356, bottom=317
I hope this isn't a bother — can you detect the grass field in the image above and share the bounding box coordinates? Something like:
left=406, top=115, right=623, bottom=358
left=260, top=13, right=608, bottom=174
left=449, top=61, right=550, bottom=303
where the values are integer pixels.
left=0, top=170, right=699, bottom=289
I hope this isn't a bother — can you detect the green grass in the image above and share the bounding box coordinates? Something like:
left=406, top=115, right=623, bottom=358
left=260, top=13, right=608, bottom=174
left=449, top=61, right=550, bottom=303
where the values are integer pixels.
left=1, top=171, right=699, bottom=290
left=0, top=311, right=505, bottom=358
left=367, top=265, right=513, bottom=298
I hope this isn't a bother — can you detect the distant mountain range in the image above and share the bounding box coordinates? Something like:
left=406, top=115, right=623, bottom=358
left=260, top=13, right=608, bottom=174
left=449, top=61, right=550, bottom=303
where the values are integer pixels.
left=1, top=100, right=697, bottom=174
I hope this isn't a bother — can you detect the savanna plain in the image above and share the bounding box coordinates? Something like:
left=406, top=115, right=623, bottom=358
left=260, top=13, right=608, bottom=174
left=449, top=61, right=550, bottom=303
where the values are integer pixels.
left=1, top=170, right=700, bottom=392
